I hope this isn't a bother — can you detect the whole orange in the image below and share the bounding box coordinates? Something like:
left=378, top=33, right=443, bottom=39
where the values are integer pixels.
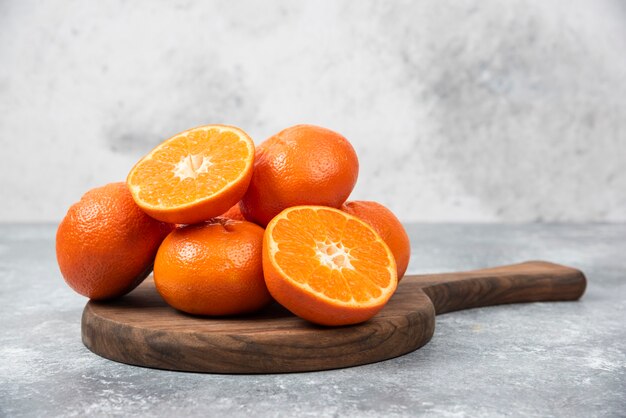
left=56, top=182, right=172, bottom=300
left=154, top=219, right=271, bottom=316
left=240, top=124, right=359, bottom=226
left=341, top=201, right=411, bottom=280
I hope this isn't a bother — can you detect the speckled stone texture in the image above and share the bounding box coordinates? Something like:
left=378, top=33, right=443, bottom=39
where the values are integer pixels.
left=1, top=0, right=626, bottom=222
left=0, top=224, right=624, bottom=417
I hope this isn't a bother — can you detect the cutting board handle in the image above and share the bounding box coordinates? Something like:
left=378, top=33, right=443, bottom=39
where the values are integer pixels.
left=413, top=261, right=586, bottom=315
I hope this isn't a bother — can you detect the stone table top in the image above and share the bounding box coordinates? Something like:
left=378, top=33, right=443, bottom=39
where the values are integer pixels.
left=1, top=223, right=624, bottom=417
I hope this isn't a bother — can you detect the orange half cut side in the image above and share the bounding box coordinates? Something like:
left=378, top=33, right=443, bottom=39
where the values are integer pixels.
left=127, top=125, right=255, bottom=224
left=263, top=205, right=398, bottom=326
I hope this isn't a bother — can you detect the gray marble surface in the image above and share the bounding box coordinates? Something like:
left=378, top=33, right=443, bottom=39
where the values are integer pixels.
left=2, top=1, right=626, bottom=223
left=1, top=223, right=624, bottom=417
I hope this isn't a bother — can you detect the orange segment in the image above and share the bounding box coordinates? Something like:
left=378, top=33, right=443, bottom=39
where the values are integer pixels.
left=263, top=206, right=398, bottom=326
left=126, top=125, right=255, bottom=224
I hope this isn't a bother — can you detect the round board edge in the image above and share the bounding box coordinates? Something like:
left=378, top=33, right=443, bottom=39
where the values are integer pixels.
left=81, top=278, right=435, bottom=374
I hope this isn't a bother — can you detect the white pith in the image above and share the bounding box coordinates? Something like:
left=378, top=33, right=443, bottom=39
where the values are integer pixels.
left=314, top=239, right=355, bottom=271
left=173, top=154, right=213, bottom=181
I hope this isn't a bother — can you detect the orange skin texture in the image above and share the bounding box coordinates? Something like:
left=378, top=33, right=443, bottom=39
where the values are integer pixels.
left=56, top=182, right=173, bottom=300
left=220, top=203, right=247, bottom=221
left=240, top=124, right=359, bottom=226
left=341, top=201, right=411, bottom=280
left=154, top=219, right=271, bottom=316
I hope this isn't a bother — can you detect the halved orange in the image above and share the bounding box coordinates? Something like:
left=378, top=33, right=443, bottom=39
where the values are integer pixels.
left=263, top=206, right=398, bottom=326
left=127, top=125, right=255, bottom=224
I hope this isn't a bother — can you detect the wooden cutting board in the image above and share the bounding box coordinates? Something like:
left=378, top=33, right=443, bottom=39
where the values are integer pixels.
left=82, top=261, right=586, bottom=373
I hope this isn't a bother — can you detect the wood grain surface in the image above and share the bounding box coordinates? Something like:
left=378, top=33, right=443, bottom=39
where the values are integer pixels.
left=82, top=261, right=586, bottom=373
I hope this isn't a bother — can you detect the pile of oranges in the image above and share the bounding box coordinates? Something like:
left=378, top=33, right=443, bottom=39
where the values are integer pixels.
left=56, top=124, right=410, bottom=326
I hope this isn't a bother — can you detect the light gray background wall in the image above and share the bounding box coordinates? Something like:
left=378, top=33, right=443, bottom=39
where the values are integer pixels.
left=1, top=0, right=625, bottom=222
